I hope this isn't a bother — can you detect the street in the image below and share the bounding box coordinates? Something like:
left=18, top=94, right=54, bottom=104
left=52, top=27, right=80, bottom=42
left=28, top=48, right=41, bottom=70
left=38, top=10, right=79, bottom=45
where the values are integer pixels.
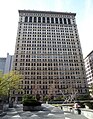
left=0, top=104, right=88, bottom=119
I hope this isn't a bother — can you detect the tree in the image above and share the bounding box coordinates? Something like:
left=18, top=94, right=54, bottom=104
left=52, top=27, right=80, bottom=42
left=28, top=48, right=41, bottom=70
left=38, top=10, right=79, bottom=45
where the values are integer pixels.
left=76, top=93, right=90, bottom=100
left=89, top=84, right=93, bottom=98
left=54, top=96, right=65, bottom=101
left=36, top=94, right=41, bottom=101
left=43, top=96, right=49, bottom=101
left=0, top=70, right=23, bottom=101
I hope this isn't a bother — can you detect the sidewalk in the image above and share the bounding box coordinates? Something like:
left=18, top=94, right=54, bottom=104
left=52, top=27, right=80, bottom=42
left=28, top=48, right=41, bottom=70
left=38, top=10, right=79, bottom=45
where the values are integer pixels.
left=0, top=104, right=8, bottom=117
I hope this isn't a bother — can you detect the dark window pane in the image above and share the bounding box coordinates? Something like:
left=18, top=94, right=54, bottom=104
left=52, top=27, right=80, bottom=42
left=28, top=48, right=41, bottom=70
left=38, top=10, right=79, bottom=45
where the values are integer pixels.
left=25, top=16, right=28, bottom=22
left=47, top=17, right=50, bottom=23
left=34, top=17, right=37, bottom=22
left=38, top=17, right=41, bottom=23
left=68, top=18, right=71, bottom=24
left=29, top=17, right=32, bottom=22
left=55, top=18, right=58, bottom=23
left=42, top=17, right=45, bottom=23
left=51, top=17, right=54, bottom=23
left=64, top=18, right=67, bottom=24
left=59, top=18, right=62, bottom=24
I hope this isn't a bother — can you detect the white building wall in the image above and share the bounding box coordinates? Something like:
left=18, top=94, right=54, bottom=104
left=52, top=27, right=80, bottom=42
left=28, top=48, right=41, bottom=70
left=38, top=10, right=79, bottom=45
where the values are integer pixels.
left=84, top=51, right=93, bottom=86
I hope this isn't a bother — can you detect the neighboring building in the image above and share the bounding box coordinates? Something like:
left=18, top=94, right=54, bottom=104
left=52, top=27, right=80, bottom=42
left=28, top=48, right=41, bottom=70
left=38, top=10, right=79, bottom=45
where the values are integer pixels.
left=84, top=51, right=93, bottom=86
left=0, top=53, right=13, bottom=74
left=0, top=58, right=6, bottom=73
left=13, top=10, right=88, bottom=101
left=4, top=53, right=14, bottom=74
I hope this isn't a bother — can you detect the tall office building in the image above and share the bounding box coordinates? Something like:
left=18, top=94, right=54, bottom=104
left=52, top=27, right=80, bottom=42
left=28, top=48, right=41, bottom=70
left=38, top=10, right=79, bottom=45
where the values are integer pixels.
left=13, top=10, right=88, bottom=101
left=84, top=51, right=93, bottom=86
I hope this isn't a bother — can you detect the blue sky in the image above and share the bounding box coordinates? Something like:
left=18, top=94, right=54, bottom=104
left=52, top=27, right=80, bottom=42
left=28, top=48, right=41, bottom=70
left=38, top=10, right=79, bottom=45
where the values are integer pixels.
left=0, top=0, right=93, bottom=57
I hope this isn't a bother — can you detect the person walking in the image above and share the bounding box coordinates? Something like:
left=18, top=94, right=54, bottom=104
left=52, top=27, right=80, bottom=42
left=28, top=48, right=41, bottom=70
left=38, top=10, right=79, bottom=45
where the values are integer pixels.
left=73, top=102, right=81, bottom=114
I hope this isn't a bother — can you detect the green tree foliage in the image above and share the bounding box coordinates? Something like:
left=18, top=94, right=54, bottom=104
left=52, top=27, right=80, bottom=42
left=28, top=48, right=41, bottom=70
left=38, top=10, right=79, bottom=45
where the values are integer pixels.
left=0, top=70, right=23, bottom=97
left=76, top=93, right=90, bottom=100
left=54, top=96, right=65, bottom=101
left=43, top=96, right=49, bottom=101
left=36, top=94, right=41, bottom=101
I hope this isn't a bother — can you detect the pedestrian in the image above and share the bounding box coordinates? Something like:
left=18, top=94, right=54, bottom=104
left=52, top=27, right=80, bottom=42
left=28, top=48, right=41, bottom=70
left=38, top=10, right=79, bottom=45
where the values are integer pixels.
left=61, top=105, right=63, bottom=110
left=69, top=107, right=73, bottom=112
left=73, top=102, right=81, bottom=114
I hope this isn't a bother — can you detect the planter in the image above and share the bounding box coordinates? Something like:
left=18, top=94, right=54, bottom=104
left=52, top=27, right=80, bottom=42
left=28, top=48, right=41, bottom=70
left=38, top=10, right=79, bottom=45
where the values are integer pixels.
left=23, top=105, right=43, bottom=111
left=22, top=95, right=42, bottom=111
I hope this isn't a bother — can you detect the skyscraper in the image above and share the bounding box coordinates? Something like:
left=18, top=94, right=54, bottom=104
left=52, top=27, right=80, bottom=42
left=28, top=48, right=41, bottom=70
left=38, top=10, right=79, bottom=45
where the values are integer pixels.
left=13, top=10, right=88, bottom=101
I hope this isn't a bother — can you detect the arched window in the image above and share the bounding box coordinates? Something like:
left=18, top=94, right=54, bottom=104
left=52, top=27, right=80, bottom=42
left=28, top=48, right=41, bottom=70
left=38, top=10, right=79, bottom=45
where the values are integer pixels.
left=38, top=17, right=41, bottom=23
left=68, top=18, right=71, bottom=24
left=29, top=17, right=32, bottom=22
left=42, top=17, right=45, bottom=23
left=64, top=18, right=67, bottom=24
left=59, top=18, right=62, bottom=24
left=34, top=17, right=37, bottom=22
left=25, top=16, right=28, bottom=22
left=47, top=17, right=50, bottom=23
left=55, top=18, right=58, bottom=24
left=51, top=17, right=54, bottom=23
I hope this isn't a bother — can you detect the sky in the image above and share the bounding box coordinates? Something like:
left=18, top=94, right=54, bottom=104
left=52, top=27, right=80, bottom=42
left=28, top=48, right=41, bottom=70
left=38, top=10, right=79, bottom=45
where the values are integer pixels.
left=0, top=0, right=93, bottom=58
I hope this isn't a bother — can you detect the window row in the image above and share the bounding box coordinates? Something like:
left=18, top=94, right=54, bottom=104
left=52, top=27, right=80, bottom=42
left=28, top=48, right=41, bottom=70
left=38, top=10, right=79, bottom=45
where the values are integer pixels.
left=23, top=75, right=81, bottom=80
left=24, top=16, right=71, bottom=24
left=21, top=80, right=82, bottom=84
left=14, top=66, right=80, bottom=71
left=20, top=72, right=81, bottom=76
left=19, top=62, right=79, bottom=66
left=16, top=65, right=81, bottom=70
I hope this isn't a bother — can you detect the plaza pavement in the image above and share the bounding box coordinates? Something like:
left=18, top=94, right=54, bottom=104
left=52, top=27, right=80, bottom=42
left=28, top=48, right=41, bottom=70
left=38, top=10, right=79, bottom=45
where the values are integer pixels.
left=0, top=104, right=88, bottom=119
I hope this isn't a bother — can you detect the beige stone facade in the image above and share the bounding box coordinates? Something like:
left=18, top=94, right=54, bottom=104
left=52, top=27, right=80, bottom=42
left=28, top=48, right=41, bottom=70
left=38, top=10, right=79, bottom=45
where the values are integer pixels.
left=13, top=10, right=88, bottom=101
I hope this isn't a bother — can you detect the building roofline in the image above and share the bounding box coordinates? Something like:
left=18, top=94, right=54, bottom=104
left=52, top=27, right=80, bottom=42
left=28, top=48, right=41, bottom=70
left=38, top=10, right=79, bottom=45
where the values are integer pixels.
left=18, top=10, right=76, bottom=16
left=0, top=57, right=6, bottom=59
left=84, top=50, right=93, bottom=59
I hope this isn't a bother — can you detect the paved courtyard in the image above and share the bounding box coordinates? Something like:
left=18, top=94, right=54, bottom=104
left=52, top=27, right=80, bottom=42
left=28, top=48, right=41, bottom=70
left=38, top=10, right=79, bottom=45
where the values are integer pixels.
left=1, top=104, right=88, bottom=119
